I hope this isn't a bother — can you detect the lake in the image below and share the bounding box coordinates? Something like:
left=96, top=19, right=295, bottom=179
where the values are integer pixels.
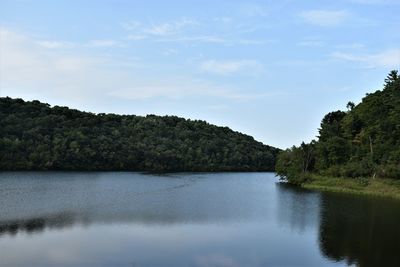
left=0, top=172, right=399, bottom=267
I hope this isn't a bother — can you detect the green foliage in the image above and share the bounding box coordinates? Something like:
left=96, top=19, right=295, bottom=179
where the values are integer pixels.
left=0, top=97, right=279, bottom=172
left=276, top=70, right=400, bottom=183
left=275, top=142, right=315, bottom=184
left=384, top=70, right=398, bottom=87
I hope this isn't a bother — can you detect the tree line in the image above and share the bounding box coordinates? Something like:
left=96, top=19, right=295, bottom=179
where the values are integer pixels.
left=276, top=70, right=400, bottom=184
left=0, top=97, right=279, bottom=172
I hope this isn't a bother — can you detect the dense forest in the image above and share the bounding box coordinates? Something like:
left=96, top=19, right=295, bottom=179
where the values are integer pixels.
left=0, top=97, right=279, bottom=171
left=276, top=70, right=400, bottom=184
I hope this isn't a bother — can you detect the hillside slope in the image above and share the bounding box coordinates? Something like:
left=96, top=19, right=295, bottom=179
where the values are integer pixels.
left=0, top=97, right=279, bottom=171
left=276, top=70, right=400, bottom=184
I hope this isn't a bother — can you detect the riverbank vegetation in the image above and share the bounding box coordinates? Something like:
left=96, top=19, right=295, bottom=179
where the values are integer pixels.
left=302, top=175, right=400, bottom=200
left=0, top=97, right=279, bottom=171
left=276, top=70, right=400, bottom=196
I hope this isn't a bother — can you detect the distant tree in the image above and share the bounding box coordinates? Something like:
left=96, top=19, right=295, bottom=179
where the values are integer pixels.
left=346, top=101, right=355, bottom=111
left=276, top=70, right=400, bottom=182
left=275, top=141, right=315, bottom=185
left=0, top=97, right=280, bottom=172
left=318, top=111, right=347, bottom=142
left=384, top=70, right=398, bottom=87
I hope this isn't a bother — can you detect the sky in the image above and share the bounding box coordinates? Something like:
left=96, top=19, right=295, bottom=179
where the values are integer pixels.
left=0, top=0, right=399, bottom=149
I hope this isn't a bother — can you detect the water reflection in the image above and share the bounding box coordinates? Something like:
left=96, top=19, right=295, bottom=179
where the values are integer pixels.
left=318, top=192, right=400, bottom=267
left=0, top=172, right=274, bottom=236
left=275, top=182, right=320, bottom=233
left=0, top=172, right=399, bottom=267
left=0, top=212, right=75, bottom=237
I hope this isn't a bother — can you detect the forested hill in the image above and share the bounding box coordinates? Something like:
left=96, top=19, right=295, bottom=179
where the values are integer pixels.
left=276, top=70, right=400, bottom=184
left=0, top=97, right=279, bottom=171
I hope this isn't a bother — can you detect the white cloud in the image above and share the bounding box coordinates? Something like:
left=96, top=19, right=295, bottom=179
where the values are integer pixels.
left=120, top=20, right=141, bottom=31
left=239, top=3, right=269, bottom=17
left=157, top=35, right=227, bottom=44
left=122, top=18, right=198, bottom=36
left=348, top=0, right=399, bottom=4
left=0, top=29, right=108, bottom=101
left=85, top=39, right=120, bottom=47
left=297, top=39, right=324, bottom=47
left=34, top=39, right=122, bottom=49
left=121, top=18, right=264, bottom=46
left=121, top=18, right=210, bottom=43
left=0, top=28, right=264, bottom=104
left=207, top=104, right=229, bottom=111
left=332, top=49, right=400, bottom=68
left=36, top=40, right=74, bottom=49
left=237, top=39, right=271, bottom=45
left=120, top=18, right=267, bottom=46
left=145, top=23, right=177, bottom=36
left=200, top=60, right=262, bottom=75
left=144, top=18, right=198, bottom=36
left=300, top=10, right=350, bottom=26
left=109, top=84, right=210, bottom=100
left=162, top=48, right=178, bottom=56
left=213, top=17, right=233, bottom=24
left=108, top=80, right=271, bottom=101
left=133, top=34, right=267, bottom=46
left=332, top=52, right=364, bottom=61
left=125, top=34, right=147, bottom=41
left=335, top=43, right=366, bottom=49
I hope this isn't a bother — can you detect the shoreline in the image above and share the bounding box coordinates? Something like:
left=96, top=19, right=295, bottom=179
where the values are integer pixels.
left=301, top=174, right=400, bottom=200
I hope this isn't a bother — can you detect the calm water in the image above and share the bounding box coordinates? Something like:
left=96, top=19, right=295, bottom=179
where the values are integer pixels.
left=0, top=172, right=399, bottom=267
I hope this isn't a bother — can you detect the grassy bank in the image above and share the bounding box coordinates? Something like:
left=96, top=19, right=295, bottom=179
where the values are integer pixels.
left=302, top=175, right=400, bottom=200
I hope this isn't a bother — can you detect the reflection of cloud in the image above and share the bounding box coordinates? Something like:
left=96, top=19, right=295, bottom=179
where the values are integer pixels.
left=195, top=253, right=237, bottom=267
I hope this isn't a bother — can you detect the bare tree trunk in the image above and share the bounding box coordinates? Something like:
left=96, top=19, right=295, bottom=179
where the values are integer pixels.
left=369, top=136, right=375, bottom=179
left=303, top=147, right=312, bottom=173
left=369, top=136, right=373, bottom=156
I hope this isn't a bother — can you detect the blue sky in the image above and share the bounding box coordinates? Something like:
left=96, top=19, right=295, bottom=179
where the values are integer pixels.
left=0, top=0, right=399, bottom=148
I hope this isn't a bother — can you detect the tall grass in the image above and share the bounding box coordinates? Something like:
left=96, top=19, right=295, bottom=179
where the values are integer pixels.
left=302, top=175, right=400, bottom=200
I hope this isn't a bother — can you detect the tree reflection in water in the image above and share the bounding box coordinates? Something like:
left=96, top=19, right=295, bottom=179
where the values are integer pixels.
left=0, top=213, right=75, bottom=236
left=1, top=173, right=399, bottom=267
left=276, top=182, right=400, bottom=267
left=318, top=193, right=400, bottom=267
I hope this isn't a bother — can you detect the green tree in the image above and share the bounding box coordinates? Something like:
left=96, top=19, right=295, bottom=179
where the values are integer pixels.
left=276, top=70, right=400, bottom=182
left=0, top=97, right=280, bottom=172
left=384, top=70, right=398, bottom=87
left=275, top=142, right=315, bottom=185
